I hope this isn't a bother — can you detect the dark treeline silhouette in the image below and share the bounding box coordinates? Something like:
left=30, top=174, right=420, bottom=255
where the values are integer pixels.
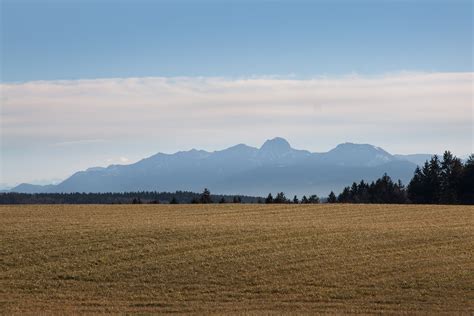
left=0, top=190, right=262, bottom=205
left=334, top=152, right=473, bottom=205
left=189, top=189, right=246, bottom=204
left=408, top=152, right=473, bottom=204
left=1, top=152, right=472, bottom=205
left=264, top=192, right=320, bottom=204
left=335, top=174, right=406, bottom=204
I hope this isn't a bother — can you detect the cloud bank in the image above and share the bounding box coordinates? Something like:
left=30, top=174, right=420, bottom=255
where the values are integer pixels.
left=1, top=72, right=473, bottom=184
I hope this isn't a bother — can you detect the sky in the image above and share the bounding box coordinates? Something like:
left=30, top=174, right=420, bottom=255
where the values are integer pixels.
left=0, top=0, right=473, bottom=187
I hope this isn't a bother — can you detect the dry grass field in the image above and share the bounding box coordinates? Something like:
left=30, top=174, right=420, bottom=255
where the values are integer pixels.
left=0, top=204, right=473, bottom=314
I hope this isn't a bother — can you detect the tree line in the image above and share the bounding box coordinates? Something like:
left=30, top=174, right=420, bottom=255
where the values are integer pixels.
left=1, top=152, right=472, bottom=205
left=221, top=151, right=473, bottom=205
left=232, top=151, right=472, bottom=205
left=0, top=190, right=260, bottom=205
left=407, top=152, right=473, bottom=204
left=333, top=152, right=473, bottom=205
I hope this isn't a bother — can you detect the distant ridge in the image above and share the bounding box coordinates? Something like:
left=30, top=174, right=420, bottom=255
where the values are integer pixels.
left=11, top=137, right=422, bottom=196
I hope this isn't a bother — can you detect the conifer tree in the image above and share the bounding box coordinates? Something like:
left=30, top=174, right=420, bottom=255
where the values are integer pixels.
left=265, top=193, right=274, bottom=204
left=327, top=191, right=337, bottom=203
left=439, top=151, right=463, bottom=204
left=200, top=188, right=212, bottom=204
left=301, top=195, right=309, bottom=204
left=308, top=194, right=319, bottom=204
left=274, top=192, right=288, bottom=203
left=459, top=155, right=474, bottom=204
left=293, top=195, right=299, bottom=204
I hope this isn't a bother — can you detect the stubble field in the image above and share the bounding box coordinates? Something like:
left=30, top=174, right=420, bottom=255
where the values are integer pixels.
left=0, top=204, right=473, bottom=314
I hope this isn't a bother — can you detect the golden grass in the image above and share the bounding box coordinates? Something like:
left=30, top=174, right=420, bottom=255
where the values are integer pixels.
left=0, top=204, right=473, bottom=314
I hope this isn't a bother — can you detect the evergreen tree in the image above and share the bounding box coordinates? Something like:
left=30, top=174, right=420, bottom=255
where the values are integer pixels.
left=265, top=193, right=274, bottom=204
left=371, top=174, right=394, bottom=203
left=439, top=151, right=463, bottom=204
left=393, top=180, right=407, bottom=204
left=308, top=194, right=320, bottom=204
left=459, top=155, right=474, bottom=204
left=274, top=192, right=288, bottom=203
left=233, top=196, right=242, bottom=203
left=337, top=187, right=351, bottom=203
left=408, top=166, right=426, bottom=203
left=0, top=191, right=264, bottom=204
left=427, top=155, right=442, bottom=203
left=301, top=195, right=309, bottom=204
left=350, top=182, right=359, bottom=202
left=327, top=191, right=337, bottom=203
left=407, top=152, right=469, bottom=204
left=293, top=195, right=299, bottom=204
left=219, top=197, right=226, bottom=204
left=200, top=188, right=212, bottom=204
left=169, top=197, right=178, bottom=204
left=357, top=180, right=370, bottom=203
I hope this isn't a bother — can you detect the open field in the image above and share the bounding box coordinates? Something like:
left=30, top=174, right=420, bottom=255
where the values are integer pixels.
left=0, top=204, right=473, bottom=314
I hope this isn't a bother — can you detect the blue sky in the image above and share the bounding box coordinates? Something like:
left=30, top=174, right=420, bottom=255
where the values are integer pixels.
left=0, top=0, right=473, bottom=187
left=2, top=0, right=472, bottom=81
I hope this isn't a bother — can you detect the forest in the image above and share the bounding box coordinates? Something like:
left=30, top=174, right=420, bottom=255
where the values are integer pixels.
left=1, top=152, right=472, bottom=205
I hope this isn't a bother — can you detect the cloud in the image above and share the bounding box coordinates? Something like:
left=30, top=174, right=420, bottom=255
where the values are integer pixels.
left=106, top=157, right=130, bottom=164
left=1, top=72, right=472, bottom=155
left=51, top=139, right=106, bottom=147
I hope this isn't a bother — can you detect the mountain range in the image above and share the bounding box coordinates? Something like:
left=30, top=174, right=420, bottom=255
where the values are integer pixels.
left=10, top=137, right=432, bottom=196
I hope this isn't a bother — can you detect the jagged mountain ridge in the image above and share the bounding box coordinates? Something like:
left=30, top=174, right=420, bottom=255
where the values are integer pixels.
left=10, top=137, right=420, bottom=196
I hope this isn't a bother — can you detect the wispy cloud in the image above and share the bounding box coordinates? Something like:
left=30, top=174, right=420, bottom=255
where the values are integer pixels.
left=106, top=157, right=130, bottom=164
left=51, top=139, right=106, bottom=147
left=1, top=72, right=472, bottom=155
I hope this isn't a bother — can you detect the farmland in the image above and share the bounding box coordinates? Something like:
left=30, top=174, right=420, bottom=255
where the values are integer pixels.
left=0, top=204, right=473, bottom=314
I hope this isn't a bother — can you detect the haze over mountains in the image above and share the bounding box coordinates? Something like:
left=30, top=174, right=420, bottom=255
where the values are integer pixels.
left=11, top=138, right=428, bottom=196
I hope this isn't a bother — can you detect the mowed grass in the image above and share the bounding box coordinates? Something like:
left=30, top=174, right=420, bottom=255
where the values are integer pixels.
left=0, top=204, right=473, bottom=314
